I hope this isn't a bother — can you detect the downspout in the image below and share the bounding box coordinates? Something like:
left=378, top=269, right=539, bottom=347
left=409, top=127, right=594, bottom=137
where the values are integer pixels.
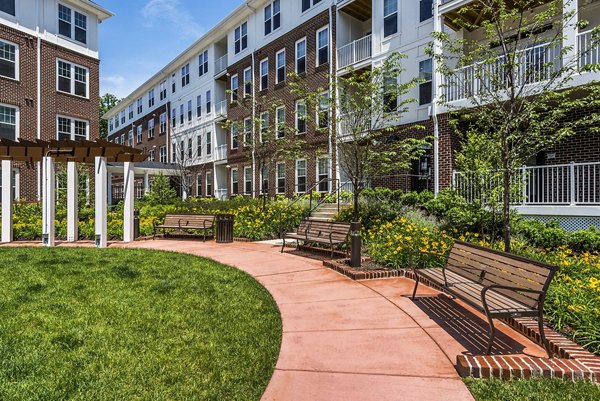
left=432, top=0, right=441, bottom=196
left=36, top=0, right=42, bottom=200
left=251, top=49, right=256, bottom=199
left=328, top=1, right=335, bottom=190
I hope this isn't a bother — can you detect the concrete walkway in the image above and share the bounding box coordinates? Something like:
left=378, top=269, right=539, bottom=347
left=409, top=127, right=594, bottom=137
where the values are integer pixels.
left=122, top=239, right=483, bottom=401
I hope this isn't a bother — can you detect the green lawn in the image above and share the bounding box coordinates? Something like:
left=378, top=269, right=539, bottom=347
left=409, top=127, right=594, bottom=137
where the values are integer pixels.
left=0, top=247, right=281, bottom=400
left=465, top=378, right=600, bottom=401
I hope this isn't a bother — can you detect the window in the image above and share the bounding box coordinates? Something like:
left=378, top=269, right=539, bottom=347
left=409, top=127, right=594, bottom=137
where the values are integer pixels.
left=159, top=145, right=167, bottom=163
left=244, top=166, right=252, bottom=195
left=383, top=74, right=398, bottom=112
left=57, top=116, right=88, bottom=140
left=206, top=90, right=212, bottom=113
left=120, top=133, right=125, bottom=144
left=120, top=110, right=125, bottom=125
left=296, top=159, right=306, bottom=193
left=295, top=38, right=306, bottom=74
left=384, top=0, right=398, bottom=38
left=276, top=49, right=285, bottom=83
left=137, top=125, right=142, bottom=143
left=59, top=4, right=87, bottom=44
left=159, top=112, right=167, bottom=134
left=420, top=0, right=433, bottom=22
left=276, top=106, right=285, bottom=138
left=231, top=125, right=238, bottom=149
left=187, top=100, right=192, bottom=121
left=137, top=97, right=143, bottom=114
left=260, top=58, right=268, bottom=91
left=196, top=175, right=202, bottom=197
left=316, top=27, right=329, bottom=66
left=231, top=168, right=239, bottom=194
left=260, top=112, right=268, bottom=142
left=148, top=149, right=155, bottom=162
left=0, top=105, right=17, bottom=140
left=181, top=64, right=190, bottom=87
left=317, top=157, right=330, bottom=192
left=198, top=50, right=208, bottom=76
left=159, top=81, right=166, bottom=100
left=171, top=73, right=176, bottom=93
left=114, top=116, right=119, bottom=129
left=206, top=131, right=212, bottom=155
left=172, top=144, right=177, bottom=162
left=109, top=119, right=113, bottom=132
left=0, top=0, right=15, bottom=16
left=179, top=140, right=184, bottom=161
left=0, top=39, right=18, bottom=80
left=187, top=138, right=193, bottom=158
left=196, top=95, right=202, bottom=117
left=128, top=131, right=134, bottom=146
left=295, top=100, right=306, bottom=134
left=172, top=108, right=176, bottom=127
left=128, top=104, right=134, bottom=119
left=264, top=0, right=280, bottom=36
left=148, top=119, right=155, bottom=138
left=302, top=0, right=321, bottom=13
left=235, top=22, right=248, bottom=54
left=243, top=117, right=252, bottom=146
left=148, top=88, right=155, bottom=107
left=261, top=165, right=269, bottom=194
left=419, top=59, right=433, bottom=105
left=179, top=104, right=184, bottom=125
left=206, top=172, right=213, bottom=197
left=57, top=60, right=88, bottom=97
left=230, top=74, right=238, bottom=102
left=243, top=68, right=252, bottom=97
left=276, top=162, right=285, bottom=194
left=317, top=91, right=329, bottom=130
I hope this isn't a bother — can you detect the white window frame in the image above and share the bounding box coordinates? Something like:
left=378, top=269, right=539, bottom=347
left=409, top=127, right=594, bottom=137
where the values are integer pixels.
left=58, top=3, right=87, bottom=45
left=206, top=131, right=212, bottom=155
left=295, top=100, right=306, bottom=134
left=159, top=145, right=167, bottom=163
left=148, top=149, right=155, bottom=162
left=231, top=125, right=239, bottom=149
left=275, top=105, right=285, bottom=139
left=316, top=156, right=330, bottom=192
left=181, top=63, right=190, bottom=87
left=243, top=67, right=252, bottom=97
left=206, top=90, right=212, bottom=114
left=148, top=88, right=155, bottom=107
left=159, top=81, right=166, bottom=101
left=243, top=117, right=252, bottom=146
left=148, top=118, right=155, bottom=138
left=260, top=111, right=268, bottom=142
left=276, top=161, right=285, bottom=194
left=0, top=103, right=19, bottom=140
left=383, top=0, right=398, bottom=38
left=295, top=38, right=306, bottom=74
left=316, top=26, right=329, bottom=67
left=128, top=104, right=134, bottom=119
left=187, top=99, right=192, bottom=121
left=260, top=58, right=269, bottom=91
left=264, top=0, right=281, bottom=36
left=244, top=166, right=253, bottom=195
left=206, top=171, right=213, bottom=197
left=0, top=0, right=16, bottom=18
left=231, top=74, right=238, bottom=102
left=276, top=49, right=285, bottom=84
left=56, top=59, right=89, bottom=98
left=231, top=168, right=239, bottom=194
left=196, top=174, right=203, bottom=197
left=0, top=39, right=19, bottom=81
left=159, top=112, right=167, bottom=134
left=295, top=159, right=307, bottom=193
left=136, top=124, right=143, bottom=143
left=198, top=50, right=209, bottom=76
left=234, top=21, right=248, bottom=54
left=137, top=97, right=143, bottom=114
left=317, top=91, right=329, bottom=131
left=56, top=115, right=89, bottom=141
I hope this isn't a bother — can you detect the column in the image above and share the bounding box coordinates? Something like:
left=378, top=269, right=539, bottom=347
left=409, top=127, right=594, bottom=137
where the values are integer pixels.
left=66, top=161, right=78, bottom=242
left=123, top=162, right=135, bottom=242
left=1, top=160, right=13, bottom=243
left=95, top=156, right=107, bottom=248
left=432, top=0, right=443, bottom=195
left=143, top=171, right=150, bottom=194
left=42, top=156, right=55, bottom=247
left=107, top=172, right=113, bottom=205
left=563, top=0, right=578, bottom=69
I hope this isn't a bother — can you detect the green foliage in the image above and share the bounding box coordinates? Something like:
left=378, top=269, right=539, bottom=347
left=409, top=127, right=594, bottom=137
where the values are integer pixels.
left=0, top=247, right=281, bottom=400
left=465, top=378, right=600, bottom=401
left=144, top=173, right=177, bottom=205
left=516, top=220, right=600, bottom=253
left=99, top=93, right=120, bottom=140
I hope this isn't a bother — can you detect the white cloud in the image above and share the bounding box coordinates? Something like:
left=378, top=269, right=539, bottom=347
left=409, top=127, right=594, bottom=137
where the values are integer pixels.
left=142, top=0, right=203, bottom=40
left=101, top=74, right=144, bottom=98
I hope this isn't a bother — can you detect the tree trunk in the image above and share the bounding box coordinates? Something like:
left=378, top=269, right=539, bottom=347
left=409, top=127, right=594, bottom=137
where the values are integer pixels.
left=502, top=142, right=511, bottom=253
left=353, top=186, right=360, bottom=222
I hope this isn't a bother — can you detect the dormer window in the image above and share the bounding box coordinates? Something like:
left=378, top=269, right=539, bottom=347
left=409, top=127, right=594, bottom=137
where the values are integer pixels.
left=58, top=4, right=87, bottom=44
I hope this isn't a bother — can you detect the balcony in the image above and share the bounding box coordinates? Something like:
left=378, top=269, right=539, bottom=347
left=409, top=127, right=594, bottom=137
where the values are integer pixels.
left=214, top=100, right=227, bottom=119
left=444, top=42, right=562, bottom=102
left=214, top=54, right=228, bottom=77
left=214, top=144, right=227, bottom=162
left=453, top=162, right=600, bottom=206
left=578, top=29, right=600, bottom=70
left=337, top=35, right=372, bottom=70
left=215, top=188, right=228, bottom=200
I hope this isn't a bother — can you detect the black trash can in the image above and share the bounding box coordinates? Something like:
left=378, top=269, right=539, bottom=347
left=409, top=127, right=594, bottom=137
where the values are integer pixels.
left=133, top=210, right=140, bottom=239
left=216, top=214, right=234, bottom=243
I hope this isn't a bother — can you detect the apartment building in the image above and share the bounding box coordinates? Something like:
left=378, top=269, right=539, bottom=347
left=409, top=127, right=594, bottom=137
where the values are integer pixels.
left=0, top=0, right=112, bottom=200
left=105, top=0, right=599, bottom=228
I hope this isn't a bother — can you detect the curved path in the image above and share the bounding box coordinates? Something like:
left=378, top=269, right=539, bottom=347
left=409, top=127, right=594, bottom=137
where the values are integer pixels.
left=122, top=239, right=486, bottom=401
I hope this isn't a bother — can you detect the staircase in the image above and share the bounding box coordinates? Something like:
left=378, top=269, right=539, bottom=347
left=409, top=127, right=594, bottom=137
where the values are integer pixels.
left=308, top=203, right=349, bottom=222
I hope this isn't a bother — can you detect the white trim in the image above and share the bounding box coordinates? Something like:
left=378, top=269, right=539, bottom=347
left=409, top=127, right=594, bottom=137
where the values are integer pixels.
left=295, top=158, right=307, bottom=194
left=295, top=99, right=306, bottom=134
left=295, top=37, right=307, bottom=74
left=276, top=161, right=285, bottom=194
left=259, top=57, right=269, bottom=91
left=230, top=73, right=239, bottom=102
left=243, top=67, right=252, bottom=97
left=0, top=0, right=17, bottom=20
left=244, top=165, right=252, bottom=194
left=316, top=25, right=329, bottom=67
left=0, top=38, right=19, bottom=81
left=0, top=103, right=19, bottom=140
left=316, top=90, right=329, bottom=130
left=57, top=2, right=88, bottom=46
left=231, top=167, right=239, bottom=194
left=275, top=48, right=286, bottom=84
left=231, top=125, right=239, bottom=149
left=275, top=105, right=285, bottom=139
left=316, top=155, right=330, bottom=193
left=56, top=58, right=89, bottom=98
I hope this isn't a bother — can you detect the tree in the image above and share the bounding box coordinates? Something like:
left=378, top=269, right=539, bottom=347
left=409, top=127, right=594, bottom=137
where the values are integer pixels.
left=100, top=93, right=120, bottom=139
left=145, top=172, right=176, bottom=205
left=432, top=0, right=600, bottom=251
left=169, top=130, right=213, bottom=202
left=291, top=52, right=430, bottom=221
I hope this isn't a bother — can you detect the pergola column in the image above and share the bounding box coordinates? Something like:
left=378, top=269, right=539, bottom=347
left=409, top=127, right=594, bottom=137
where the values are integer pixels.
left=563, top=0, right=578, bottom=68
left=2, top=160, right=13, bottom=243
left=66, top=161, right=78, bottom=242
left=42, top=156, right=55, bottom=247
left=107, top=172, right=112, bottom=205
left=95, top=156, right=107, bottom=248
left=143, top=171, right=150, bottom=194
left=123, top=162, right=135, bottom=242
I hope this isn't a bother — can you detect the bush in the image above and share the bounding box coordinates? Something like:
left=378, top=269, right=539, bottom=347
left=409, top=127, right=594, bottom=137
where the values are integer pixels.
left=516, top=220, right=600, bottom=254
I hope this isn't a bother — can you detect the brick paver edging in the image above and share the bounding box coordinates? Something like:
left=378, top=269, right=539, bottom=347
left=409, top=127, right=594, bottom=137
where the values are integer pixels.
left=323, top=259, right=403, bottom=280
left=398, top=268, right=600, bottom=381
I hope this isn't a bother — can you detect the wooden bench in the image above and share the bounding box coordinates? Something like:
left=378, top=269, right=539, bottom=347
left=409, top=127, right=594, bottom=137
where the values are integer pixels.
left=154, top=214, right=215, bottom=241
left=411, top=240, right=558, bottom=357
left=281, top=220, right=351, bottom=258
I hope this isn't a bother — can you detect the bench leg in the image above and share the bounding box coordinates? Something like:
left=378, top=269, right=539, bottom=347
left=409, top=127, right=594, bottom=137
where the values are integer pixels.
left=411, top=270, right=420, bottom=300
left=485, top=314, right=496, bottom=355
left=281, top=237, right=286, bottom=253
left=539, top=310, right=552, bottom=358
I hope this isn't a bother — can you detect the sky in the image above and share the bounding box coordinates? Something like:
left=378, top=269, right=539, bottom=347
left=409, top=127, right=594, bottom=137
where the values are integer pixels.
left=98, top=0, right=243, bottom=99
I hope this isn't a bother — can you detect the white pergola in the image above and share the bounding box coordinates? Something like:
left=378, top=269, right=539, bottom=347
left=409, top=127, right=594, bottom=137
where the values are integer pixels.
left=0, top=139, right=146, bottom=248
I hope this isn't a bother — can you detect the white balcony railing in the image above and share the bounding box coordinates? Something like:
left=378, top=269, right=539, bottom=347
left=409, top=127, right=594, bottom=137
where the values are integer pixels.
left=444, top=43, right=562, bottom=102
left=214, top=144, right=227, bottom=161
left=578, top=29, right=600, bottom=70
left=215, top=188, right=228, bottom=200
left=214, top=54, right=228, bottom=76
left=215, top=100, right=227, bottom=118
left=453, top=162, right=600, bottom=206
left=337, top=35, right=372, bottom=70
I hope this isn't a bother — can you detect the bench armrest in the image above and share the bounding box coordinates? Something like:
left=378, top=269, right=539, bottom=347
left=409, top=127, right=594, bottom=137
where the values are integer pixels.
left=481, top=284, right=545, bottom=312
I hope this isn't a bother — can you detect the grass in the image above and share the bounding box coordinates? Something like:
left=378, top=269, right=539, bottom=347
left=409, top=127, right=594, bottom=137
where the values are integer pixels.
left=0, top=247, right=282, bottom=400
left=465, top=378, right=600, bottom=401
